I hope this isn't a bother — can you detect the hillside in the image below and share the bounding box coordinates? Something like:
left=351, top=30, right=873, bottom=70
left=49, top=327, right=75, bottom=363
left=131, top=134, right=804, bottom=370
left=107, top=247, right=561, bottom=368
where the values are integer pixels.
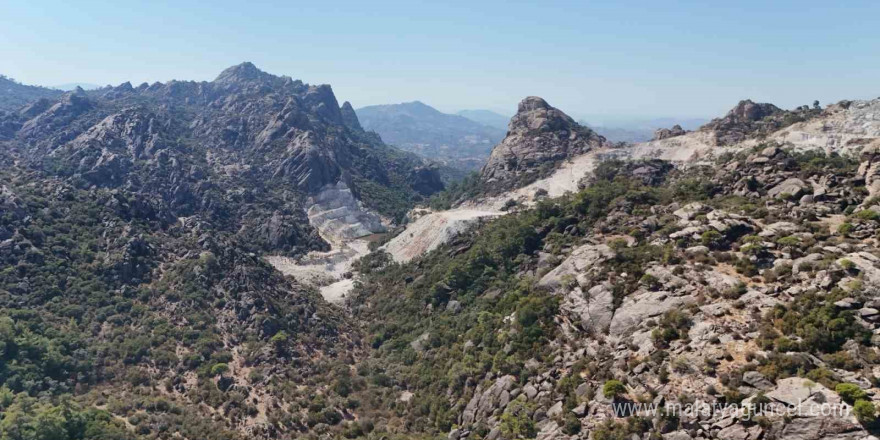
left=345, top=97, right=880, bottom=440
left=2, top=66, right=880, bottom=440
left=357, top=101, right=506, bottom=171
left=0, top=63, right=443, bottom=439
left=0, top=75, right=63, bottom=112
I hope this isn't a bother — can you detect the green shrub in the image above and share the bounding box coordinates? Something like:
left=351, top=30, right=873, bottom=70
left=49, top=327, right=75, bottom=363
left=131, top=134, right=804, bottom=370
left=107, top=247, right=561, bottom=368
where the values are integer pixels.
left=210, top=363, right=229, bottom=376
left=776, top=236, right=800, bottom=248
left=500, top=399, right=536, bottom=439
left=701, top=230, right=723, bottom=248
left=835, top=383, right=867, bottom=404
left=853, top=209, right=880, bottom=221
left=603, top=380, right=627, bottom=399
left=853, top=399, right=877, bottom=424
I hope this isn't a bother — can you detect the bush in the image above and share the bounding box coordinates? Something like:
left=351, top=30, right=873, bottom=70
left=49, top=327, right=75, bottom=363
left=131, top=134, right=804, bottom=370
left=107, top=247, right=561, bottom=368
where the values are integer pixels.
left=853, top=209, right=880, bottom=221
left=500, top=399, right=536, bottom=439
left=603, top=380, right=627, bottom=399
left=853, top=399, right=877, bottom=424
left=701, top=230, right=723, bottom=248
left=835, top=383, right=867, bottom=404
left=651, top=310, right=692, bottom=347
left=776, top=236, right=800, bottom=248
left=210, top=363, right=229, bottom=376
left=838, top=259, right=856, bottom=271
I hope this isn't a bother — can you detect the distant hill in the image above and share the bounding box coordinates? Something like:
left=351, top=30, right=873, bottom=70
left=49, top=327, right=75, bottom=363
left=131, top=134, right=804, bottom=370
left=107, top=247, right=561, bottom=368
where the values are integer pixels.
left=356, top=101, right=506, bottom=171
left=456, top=109, right=510, bottom=130
left=0, top=75, right=62, bottom=111
left=579, top=117, right=709, bottom=143
left=53, top=82, right=102, bottom=91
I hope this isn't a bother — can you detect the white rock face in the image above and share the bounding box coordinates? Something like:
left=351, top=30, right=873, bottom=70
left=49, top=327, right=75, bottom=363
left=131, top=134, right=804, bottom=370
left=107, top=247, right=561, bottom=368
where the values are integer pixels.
left=266, top=181, right=384, bottom=304
left=307, top=181, right=385, bottom=243
left=382, top=208, right=502, bottom=263
left=768, top=99, right=880, bottom=154
left=383, top=150, right=611, bottom=263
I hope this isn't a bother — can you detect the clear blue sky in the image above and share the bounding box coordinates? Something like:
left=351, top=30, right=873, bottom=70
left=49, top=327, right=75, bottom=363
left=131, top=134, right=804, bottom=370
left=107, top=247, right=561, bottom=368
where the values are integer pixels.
left=1, top=0, right=878, bottom=121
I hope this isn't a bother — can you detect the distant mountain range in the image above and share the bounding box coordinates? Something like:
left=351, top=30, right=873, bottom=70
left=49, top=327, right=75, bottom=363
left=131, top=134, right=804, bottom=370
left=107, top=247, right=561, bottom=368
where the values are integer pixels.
left=52, top=82, right=102, bottom=91
left=356, top=101, right=506, bottom=171
left=456, top=109, right=510, bottom=131
left=579, top=117, right=708, bottom=143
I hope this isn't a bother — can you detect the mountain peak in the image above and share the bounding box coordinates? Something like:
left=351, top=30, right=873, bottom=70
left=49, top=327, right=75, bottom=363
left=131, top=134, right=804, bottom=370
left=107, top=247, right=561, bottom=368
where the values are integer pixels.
left=340, top=101, right=363, bottom=131
left=508, top=96, right=579, bottom=133
left=482, top=97, right=607, bottom=184
left=213, top=62, right=274, bottom=84
left=517, top=96, right=551, bottom=113
left=724, top=99, right=782, bottom=123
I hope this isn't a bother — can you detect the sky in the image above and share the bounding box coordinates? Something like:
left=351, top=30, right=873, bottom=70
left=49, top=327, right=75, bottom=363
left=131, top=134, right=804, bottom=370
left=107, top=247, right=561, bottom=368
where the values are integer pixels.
left=1, top=0, right=878, bottom=123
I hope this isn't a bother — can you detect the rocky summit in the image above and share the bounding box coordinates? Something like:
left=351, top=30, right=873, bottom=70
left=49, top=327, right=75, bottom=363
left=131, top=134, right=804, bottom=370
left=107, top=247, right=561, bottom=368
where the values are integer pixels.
left=481, top=96, right=610, bottom=187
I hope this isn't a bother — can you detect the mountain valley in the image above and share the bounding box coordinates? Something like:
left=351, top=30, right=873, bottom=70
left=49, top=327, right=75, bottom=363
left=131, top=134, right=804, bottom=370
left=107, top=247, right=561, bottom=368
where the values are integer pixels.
left=2, top=64, right=880, bottom=440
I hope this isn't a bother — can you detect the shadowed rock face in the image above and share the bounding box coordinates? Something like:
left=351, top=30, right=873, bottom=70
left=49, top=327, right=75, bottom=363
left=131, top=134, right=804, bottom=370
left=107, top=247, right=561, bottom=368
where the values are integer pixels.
left=339, top=101, right=363, bottom=132
left=481, top=96, right=609, bottom=185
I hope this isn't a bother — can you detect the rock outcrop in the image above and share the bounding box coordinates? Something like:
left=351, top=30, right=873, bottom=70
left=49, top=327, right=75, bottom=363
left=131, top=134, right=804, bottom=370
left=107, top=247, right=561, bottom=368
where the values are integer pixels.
left=339, top=101, right=363, bottom=132
left=653, top=124, right=687, bottom=140
left=481, top=96, right=608, bottom=185
left=700, top=99, right=820, bottom=146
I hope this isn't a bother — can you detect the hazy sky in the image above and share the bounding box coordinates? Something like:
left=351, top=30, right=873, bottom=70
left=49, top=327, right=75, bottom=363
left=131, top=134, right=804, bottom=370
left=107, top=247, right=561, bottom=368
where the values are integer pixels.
left=2, top=0, right=878, bottom=121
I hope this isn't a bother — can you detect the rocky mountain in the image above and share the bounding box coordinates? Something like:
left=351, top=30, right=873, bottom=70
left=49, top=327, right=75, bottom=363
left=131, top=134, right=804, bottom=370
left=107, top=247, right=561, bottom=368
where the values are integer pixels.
left=0, top=63, right=448, bottom=439
left=345, top=97, right=880, bottom=440
left=356, top=101, right=506, bottom=171
left=0, top=74, right=63, bottom=112
left=3, top=59, right=880, bottom=440
left=699, top=99, right=822, bottom=146
left=481, top=96, right=610, bottom=189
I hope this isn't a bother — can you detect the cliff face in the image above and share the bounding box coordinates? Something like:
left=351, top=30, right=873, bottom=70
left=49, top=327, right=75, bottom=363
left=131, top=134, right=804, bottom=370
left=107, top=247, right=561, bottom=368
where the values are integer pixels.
left=481, top=96, right=609, bottom=186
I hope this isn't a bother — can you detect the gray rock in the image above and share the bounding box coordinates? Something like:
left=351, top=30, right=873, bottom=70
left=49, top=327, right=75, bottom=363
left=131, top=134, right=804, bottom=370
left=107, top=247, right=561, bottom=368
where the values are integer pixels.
left=481, top=97, right=608, bottom=184
left=410, top=333, right=430, bottom=352
left=673, top=202, right=710, bottom=220
left=767, top=178, right=808, bottom=199
left=742, top=371, right=774, bottom=391
left=609, top=288, right=697, bottom=336
left=663, top=431, right=693, bottom=440
left=460, top=375, right=517, bottom=426
left=546, top=401, right=563, bottom=418
left=446, top=300, right=462, bottom=313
